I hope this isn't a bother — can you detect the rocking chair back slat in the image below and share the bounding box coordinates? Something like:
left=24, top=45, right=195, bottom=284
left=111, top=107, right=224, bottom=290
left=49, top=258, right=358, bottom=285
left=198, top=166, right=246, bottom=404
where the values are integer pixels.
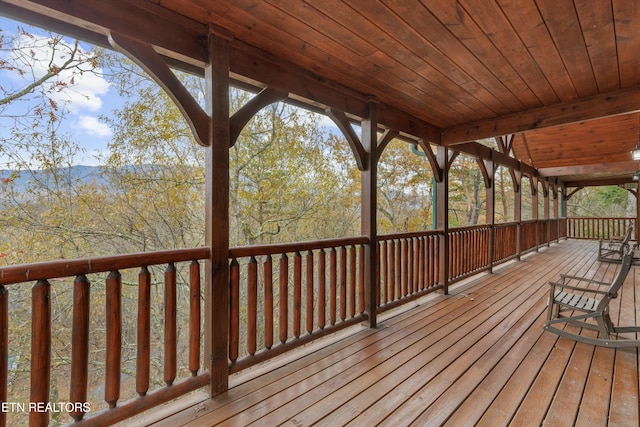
left=545, top=244, right=638, bottom=348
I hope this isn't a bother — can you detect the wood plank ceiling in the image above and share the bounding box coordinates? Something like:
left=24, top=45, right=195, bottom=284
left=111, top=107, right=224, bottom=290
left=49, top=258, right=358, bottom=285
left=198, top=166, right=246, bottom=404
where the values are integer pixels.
left=3, top=0, right=640, bottom=186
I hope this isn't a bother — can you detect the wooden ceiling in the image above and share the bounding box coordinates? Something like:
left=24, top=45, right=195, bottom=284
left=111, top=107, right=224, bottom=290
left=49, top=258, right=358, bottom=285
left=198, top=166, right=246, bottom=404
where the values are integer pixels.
left=3, top=0, right=640, bottom=187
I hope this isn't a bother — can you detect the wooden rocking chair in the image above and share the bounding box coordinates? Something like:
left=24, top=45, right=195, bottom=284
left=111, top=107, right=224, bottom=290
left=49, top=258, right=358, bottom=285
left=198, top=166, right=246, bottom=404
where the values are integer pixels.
left=597, top=223, right=633, bottom=263
left=545, top=244, right=639, bottom=347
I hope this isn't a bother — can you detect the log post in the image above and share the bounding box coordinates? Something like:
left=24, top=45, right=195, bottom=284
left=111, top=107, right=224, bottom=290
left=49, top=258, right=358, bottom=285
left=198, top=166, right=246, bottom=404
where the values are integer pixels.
left=205, top=32, right=231, bottom=395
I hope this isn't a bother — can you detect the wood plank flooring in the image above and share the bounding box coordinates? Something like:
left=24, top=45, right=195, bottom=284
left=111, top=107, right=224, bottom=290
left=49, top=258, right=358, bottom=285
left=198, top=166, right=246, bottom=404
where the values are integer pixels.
left=125, top=240, right=640, bottom=426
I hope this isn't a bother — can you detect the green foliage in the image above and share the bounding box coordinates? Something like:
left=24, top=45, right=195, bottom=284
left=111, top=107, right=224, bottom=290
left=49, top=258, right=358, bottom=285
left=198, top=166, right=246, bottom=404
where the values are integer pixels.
left=567, top=186, right=632, bottom=217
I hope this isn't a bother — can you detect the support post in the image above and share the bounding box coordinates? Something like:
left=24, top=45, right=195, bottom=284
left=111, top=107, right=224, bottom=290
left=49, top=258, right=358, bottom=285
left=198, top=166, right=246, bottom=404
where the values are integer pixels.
left=205, top=33, right=230, bottom=396
left=543, top=180, right=551, bottom=246
left=484, top=156, right=495, bottom=273
left=532, top=178, right=539, bottom=251
left=361, top=101, right=378, bottom=328
left=514, top=170, right=522, bottom=260
left=436, top=146, right=450, bottom=294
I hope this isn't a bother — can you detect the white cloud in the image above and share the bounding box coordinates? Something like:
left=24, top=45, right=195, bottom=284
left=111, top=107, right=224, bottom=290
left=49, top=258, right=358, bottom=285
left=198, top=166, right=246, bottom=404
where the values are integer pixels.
left=76, top=115, right=112, bottom=137
left=8, top=33, right=110, bottom=114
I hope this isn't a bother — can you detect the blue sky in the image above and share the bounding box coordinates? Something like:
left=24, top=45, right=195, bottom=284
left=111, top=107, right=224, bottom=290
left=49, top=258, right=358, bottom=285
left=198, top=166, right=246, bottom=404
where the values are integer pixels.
left=0, top=14, right=345, bottom=169
left=0, top=15, right=124, bottom=167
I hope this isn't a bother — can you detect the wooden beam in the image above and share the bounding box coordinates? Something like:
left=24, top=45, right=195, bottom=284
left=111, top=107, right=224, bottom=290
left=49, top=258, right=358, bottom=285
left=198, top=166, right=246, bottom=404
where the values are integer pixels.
left=1, top=0, right=208, bottom=66
left=538, top=161, right=639, bottom=177
left=441, top=85, right=640, bottom=144
left=416, top=140, right=443, bottom=183
left=205, top=34, right=230, bottom=396
left=376, top=128, right=400, bottom=160
left=108, top=32, right=210, bottom=147
left=361, top=101, right=378, bottom=328
left=326, top=108, right=368, bottom=171
left=230, top=86, right=288, bottom=147
left=564, top=177, right=636, bottom=188
left=230, top=43, right=441, bottom=144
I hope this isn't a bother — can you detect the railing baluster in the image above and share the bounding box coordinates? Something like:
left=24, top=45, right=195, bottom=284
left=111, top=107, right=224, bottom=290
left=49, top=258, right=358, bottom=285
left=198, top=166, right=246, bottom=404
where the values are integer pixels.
left=380, top=241, right=387, bottom=304
left=340, top=246, right=347, bottom=321
left=137, top=266, right=151, bottom=396
left=164, top=263, right=177, bottom=386
left=349, top=245, right=356, bottom=318
left=30, top=280, right=51, bottom=427
left=293, top=252, right=302, bottom=339
left=189, top=261, right=201, bottom=376
left=318, top=249, right=326, bottom=329
left=306, top=250, right=314, bottom=334
left=0, top=286, right=7, bottom=427
left=279, top=254, right=288, bottom=343
left=329, top=248, right=337, bottom=325
left=358, top=244, right=365, bottom=314
left=263, top=255, right=274, bottom=349
left=70, top=274, right=90, bottom=421
left=389, top=240, right=396, bottom=301
left=247, top=256, right=257, bottom=355
left=229, top=259, right=240, bottom=362
left=105, top=271, right=121, bottom=408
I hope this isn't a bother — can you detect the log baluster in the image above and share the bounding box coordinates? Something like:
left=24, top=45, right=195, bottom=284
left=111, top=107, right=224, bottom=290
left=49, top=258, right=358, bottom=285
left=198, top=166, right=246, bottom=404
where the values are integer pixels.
left=414, top=238, right=420, bottom=293
left=0, top=286, right=7, bottom=427
left=279, top=254, right=288, bottom=343
left=137, top=266, right=151, bottom=396
left=229, top=259, right=240, bottom=362
left=263, top=255, right=273, bottom=349
left=401, top=238, right=408, bottom=297
left=339, top=246, right=347, bottom=321
left=189, top=261, right=201, bottom=376
left=380, top=241, right=387, bottom=304
left=164, top=263, right=177, bottom=386
left=247, top=256, right=257, bottom=355
left=349, top=245, right=356, bottom=318
left=393, top=240, right=402, bottom=299
left=318, top=249, right=326, bottom=329
left=329, top=248, right=337, bottom=325
left=305, top=250, right=314, bottom=334
left=30, top=280, right=51, bottom=427
left=293, top=252, right=302, bottom=339
left=70, top=274, right=90, bottom=421
left=105, top=271, right=122, bottom=408
left=358, top=244, right=365, bottom=315
left=389, top=240, right=396, bottom=301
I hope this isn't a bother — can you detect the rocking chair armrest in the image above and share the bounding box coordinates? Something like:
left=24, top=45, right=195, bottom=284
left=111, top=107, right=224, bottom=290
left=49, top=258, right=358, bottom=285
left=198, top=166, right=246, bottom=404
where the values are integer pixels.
left=548, top=281, right=610, bottom=295
left=558, top=274, right=610, bottom=286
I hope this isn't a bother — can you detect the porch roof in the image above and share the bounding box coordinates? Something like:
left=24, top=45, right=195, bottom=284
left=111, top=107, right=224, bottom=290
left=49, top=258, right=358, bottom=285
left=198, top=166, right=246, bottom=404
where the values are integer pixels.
left=125, top=239, right=640, bottom=426
left=3, top=1, right=640, bottom=187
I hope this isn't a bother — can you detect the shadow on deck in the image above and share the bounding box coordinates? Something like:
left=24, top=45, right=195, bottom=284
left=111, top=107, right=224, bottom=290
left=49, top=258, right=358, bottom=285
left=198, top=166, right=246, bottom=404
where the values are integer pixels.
left=125, top=239, right=640, bottom=426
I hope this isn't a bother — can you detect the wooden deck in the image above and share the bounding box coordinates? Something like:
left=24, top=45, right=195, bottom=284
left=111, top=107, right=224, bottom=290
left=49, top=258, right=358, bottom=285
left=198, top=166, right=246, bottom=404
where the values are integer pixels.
left=126, top=239, right=640, bottom=426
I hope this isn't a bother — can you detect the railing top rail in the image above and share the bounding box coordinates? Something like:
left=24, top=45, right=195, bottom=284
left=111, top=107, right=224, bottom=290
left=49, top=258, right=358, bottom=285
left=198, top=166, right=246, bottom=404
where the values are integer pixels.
left=0, top=247, right=211, bottom=286
left=228, top=236, right=370, bottom=258
left=494, top=221, right=520, bottom=228
left=449, top=224, right=492, bottom=233
left=378, top=229, right=441, bottom=241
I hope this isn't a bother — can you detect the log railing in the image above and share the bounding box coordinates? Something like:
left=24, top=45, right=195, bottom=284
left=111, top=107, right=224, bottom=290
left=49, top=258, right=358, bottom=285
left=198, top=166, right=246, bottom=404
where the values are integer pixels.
left=377, top=231, right=442, bottom=312
left=227, top=236, right=369, bottom=373
left=0, top=218, right=581, bottom=426
left=566, top=217, right=636, bottom=241
left=493, top=222, right=519, bottom=264
left=448, top=224, right=491, bottom=282
left=0, top=248, right=210, bottom=427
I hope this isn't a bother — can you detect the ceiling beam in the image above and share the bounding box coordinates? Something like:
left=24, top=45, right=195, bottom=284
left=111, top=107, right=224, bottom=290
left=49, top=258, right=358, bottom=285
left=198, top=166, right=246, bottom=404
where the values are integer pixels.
left=441, top=85, right=640, bottom=145
left=563, top=177, right=636, bottom=188
left=538, top=161, right=639, bottom=177
left=0, top=0, right=208, bottom=67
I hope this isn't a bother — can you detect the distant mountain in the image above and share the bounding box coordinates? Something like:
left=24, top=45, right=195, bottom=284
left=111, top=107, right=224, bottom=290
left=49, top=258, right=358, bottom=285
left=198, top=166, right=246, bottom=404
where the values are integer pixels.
left=0, top=165, right=108, bottom=194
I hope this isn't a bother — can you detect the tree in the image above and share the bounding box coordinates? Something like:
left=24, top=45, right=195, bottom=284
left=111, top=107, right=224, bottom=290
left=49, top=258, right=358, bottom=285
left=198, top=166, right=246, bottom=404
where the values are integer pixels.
left=377, top=141, right=434, bottom=233
left=449, top=154, right=485, bottom=226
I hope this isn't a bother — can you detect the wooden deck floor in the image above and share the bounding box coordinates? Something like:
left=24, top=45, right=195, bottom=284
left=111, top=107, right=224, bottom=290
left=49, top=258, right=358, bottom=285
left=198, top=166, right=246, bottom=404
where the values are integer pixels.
left=127, top=240, right=640, bottom=426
